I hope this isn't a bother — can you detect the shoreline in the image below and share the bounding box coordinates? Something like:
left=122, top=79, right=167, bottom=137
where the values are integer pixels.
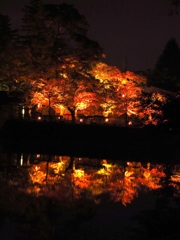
left=0, top=119, right=179, bottom=162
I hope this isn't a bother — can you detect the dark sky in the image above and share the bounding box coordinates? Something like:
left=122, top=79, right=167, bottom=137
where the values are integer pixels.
left=1, top=0, right=180, bottom=71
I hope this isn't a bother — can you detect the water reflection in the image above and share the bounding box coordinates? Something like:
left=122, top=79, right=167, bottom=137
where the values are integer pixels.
left=0, top=152, right=179, bottom=239
left=1, top=153, right=179, bottom=205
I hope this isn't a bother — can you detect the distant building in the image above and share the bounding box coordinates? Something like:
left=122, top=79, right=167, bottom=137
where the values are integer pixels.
left=143, top=85, right=177, bottom=97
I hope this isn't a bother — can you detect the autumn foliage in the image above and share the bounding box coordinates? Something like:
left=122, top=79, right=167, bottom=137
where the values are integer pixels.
left=25, top=61, right=167, bottom=126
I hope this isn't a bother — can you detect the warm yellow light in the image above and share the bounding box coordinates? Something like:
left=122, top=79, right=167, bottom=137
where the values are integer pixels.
left=20, top=154, right=23, bottom=166
left=97, top=161, right=113, bottom=175
left=125, top=171, right=134, bottom=177
left=171, top=175, right=180, bottom=183
left=35, top=166, right=40, bottom=171
left=73, top=169, right=84, bottom=178
left=143, top=171, right=150, bottom=178
left=76, top=102, right=87, bottom=110
left=122, top=79, right=127, bottom=85
left=60, top=73, right=68, bottom=78
left=22, top=107, right=25, bottom=116
left=59, top=105, right=65, bottom=115
left=103, top=111, right=110, bottom=117
left=51, top=162, right=65, bottom=174
left=97, top=168, right=110, bottom=175
left=128, top=109, right=136, bottom=114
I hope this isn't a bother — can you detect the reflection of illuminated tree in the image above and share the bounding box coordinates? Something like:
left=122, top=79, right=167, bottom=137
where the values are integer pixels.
left=69, top=161, right=166, bottom=206
left=170, top=172, right=180, bottom=198
left=24, top=159, right=167, bottom=206
left=3, top=155, right=175, bottom=208
left=28, top=157, right=72, bottom=198
left=1, top=155, right=179, bottom=240
left=108, top=172, right=139, bottom=206
left=125, top=163, right=180, bottom=240
left=97, top=162, right=166, bottom=206
left=156, top=163, right=180, bottom=211
left=139, top=164, right=166, bottom=190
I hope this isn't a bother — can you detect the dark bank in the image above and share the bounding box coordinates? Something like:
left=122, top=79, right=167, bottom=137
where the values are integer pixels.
left=0, top=119, right=179, bottom=162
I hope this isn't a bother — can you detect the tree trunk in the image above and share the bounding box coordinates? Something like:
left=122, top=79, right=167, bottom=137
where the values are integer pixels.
left=68, top=107, right=76, bottom=123
left=48, top=98, right=52, bottom=121
left=65, top=156, right=75, bottom=173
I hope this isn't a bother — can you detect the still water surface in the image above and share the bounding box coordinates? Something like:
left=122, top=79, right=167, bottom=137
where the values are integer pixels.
left=0, top=150, right=179, bottom=240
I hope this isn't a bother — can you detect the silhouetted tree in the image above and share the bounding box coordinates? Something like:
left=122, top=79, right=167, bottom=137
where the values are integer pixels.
left=169, top=0, right=180, bottom=15
left=162, top=94, right=180, bottom=127
left=149, top=38, right=180, bottom=92
left=20, top=1, right=103, bottom=76
left=0, top=14, right=18, bottom=92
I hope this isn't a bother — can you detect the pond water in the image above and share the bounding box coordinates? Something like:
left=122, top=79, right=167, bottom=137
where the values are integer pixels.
left=0, top=150, right=179, bottom=240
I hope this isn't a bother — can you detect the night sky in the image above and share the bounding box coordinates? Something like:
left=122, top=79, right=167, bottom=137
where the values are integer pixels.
left=1, top=0, right=180, bottom=71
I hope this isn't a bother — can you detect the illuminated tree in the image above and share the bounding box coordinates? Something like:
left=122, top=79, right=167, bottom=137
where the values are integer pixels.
left=74, top=91, right=101, bottom=115
left=19, top=1, right=104, bottom=121
left=90, top=62, right=146, bottom=125
left=139, top=92, right=167, bottom=125
left=90, top=62, right=124, bottom=117
left=43, top=57, right=102, bottom=122
left=30, top=78, right=62, bottom=118
left=2, top=1, right=172, bottom=126
left=114, top=71, right=146, bottom=126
